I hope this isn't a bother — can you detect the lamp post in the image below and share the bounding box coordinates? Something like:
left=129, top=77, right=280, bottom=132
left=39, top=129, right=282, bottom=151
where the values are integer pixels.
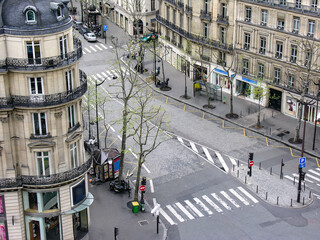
left=95, top=78, right=106, bottom=149
left=180, top=58, right=190, bottom=99
left=312, top=81, right=320, bottom=150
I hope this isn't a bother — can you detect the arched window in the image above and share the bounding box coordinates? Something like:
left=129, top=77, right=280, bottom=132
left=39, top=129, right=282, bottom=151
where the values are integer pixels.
left=26, top=10, right=35, bottom=22
left=57, top=6, right=63, bottom=18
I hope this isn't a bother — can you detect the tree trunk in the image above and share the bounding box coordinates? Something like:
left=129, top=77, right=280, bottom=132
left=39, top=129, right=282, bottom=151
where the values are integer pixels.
left=119, top=107, right=128, bottom=180
left=230, top=80, right=233, bottom=114
left=134, top=158, right=142, bottom=201
left=294, top=102, right=303, bottom=142
left=257, top=98, right=261, bottom=127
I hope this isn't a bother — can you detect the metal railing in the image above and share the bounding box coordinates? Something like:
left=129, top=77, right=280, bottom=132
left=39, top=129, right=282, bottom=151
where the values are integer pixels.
left=177, top=2, right=184, bottom=11
left=185, top=5, right=192, bottom=14
left=217, top=14, right=229, bottom=24
left=200, top=10, right=212, bottom=21
left=4, top=37, right=82, bottom=71
left=0, top=70, right=87, bottom=109
left=0, top=158, right=92, bottom=188
left=156, top=15, right=233, bottom=52
left=164, top=0, right=177, bottom=6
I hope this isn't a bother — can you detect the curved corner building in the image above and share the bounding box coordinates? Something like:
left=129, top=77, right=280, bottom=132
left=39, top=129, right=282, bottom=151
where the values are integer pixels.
left=0, top=0, right=92, bottom=239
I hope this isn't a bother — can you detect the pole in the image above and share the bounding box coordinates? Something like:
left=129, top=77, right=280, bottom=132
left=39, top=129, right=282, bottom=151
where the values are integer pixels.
left=297, top=104, right=307, bottom=203
left=312, top=82, right=319, bottom=150
left=105, top=30, right=107, bottom=44
left=88, top=92, right=92, bottom=139
left=153, top=29, right=157, bottom=86
left=157, top=215, right=159, bottom=234
left=95, top=79, right=100, bottom=149
left=280, top=159, right=284, bottom=179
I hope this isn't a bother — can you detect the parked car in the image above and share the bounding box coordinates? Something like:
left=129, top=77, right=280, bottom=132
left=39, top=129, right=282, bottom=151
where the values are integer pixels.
left=141, top=33, right=158, bottom=42
left=72, top=19, right=82, bottom=30
left=84, top=32, right=97, bottom=42
left=79, top=26, right=90, bottom=36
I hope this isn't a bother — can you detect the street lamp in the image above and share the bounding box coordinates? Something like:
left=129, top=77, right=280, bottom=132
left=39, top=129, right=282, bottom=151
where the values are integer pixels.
left=180, top=58, right=190, bottom=99
left=95, top=78, right=106, bottom=149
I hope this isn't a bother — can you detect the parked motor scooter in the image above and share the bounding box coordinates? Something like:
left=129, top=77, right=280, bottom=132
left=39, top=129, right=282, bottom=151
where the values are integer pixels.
left=109, top=179, right=130, bottom=193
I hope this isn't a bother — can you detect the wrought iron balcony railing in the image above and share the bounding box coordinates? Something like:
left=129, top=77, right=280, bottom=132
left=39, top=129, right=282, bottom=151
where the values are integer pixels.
left=156, top=15, right=233, bottom=52
left=185, top=5, right=192, bottom=14
left=177, top=1, right=184, bottom=11
left=164, top=0, right=177, bottom=7
left=217, top=14, right=229, bottom=24
left=0, top=70, right=87, bottom=109
left=4, top=37, right=82, bottom=71
left=240, top=0, right=320, bottom=16
left=200, top=10, right=212, bottom=21
left=0, top=158, right=92, bottom=189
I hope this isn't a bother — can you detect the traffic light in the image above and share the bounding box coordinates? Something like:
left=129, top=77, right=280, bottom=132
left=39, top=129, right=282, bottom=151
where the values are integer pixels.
left=155, top=67, right=160, bottom=76
left=301, top=171, right=306, bottom=181
left=141, top=176, right=147, bottom=186
left=249, top=152, right=254, bottom=160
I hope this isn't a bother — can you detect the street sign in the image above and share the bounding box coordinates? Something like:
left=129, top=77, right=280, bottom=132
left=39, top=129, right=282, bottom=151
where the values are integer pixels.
left=299, top=163, right=305, bottom=168
left=249, top=161, right=254, bottom=166
left=151, top=204, right=161, bottom=216
left=140, top=185, right=145, bottom=191
left=103, top=25, right=108, bottom=31
left=299, top=157, right=306, bottom=164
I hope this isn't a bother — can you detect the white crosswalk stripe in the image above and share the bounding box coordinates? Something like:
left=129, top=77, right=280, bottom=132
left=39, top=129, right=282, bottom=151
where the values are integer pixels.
left=193, top=197, right=213, bottom=215
left=308, top=169, right=320, bottom=177
left=92, top=75, right=98, bottom=81
left=160, top=208, right=176, bottom=225
left=94, top=44, right=102, bottom=51
left=101, top=72, right=108, bottom=78
left=100, top=44, right=108, bottom=49
left=211, top=193, right=231, bottom=210
left=229, top=189, right=249, bottom=206
left=190, top=142, right=198, bottom=153
left=185, top=200, right=204, bottom=217
left=175, top=202, right=194, bottom=220
left=293, top=173, right=314, bottom=183
left=220, top=191, right=240, bottom=208
left=229, top=157, right=237, bottom=166
left=167, top=205, right=184, bottom=222
left=237, top=187, right=259, bottom=203
left=177, top=137, right=184, bottom=144
left=215, top=151, right=229, bottom=172
left=96, top=73, right=103, bottom=79
left=316, top=168, right=320, bottom=172
left=305, top=173, right=320, bottom=182
left=202, top=147, right=214, bottom=164
left=84, top=47, right=92, bottom=53
left=89, top=46, right=97, bottom=52
left=82, top=51, right=86, bottom=55
left=202, top=195, right=223, bottom=213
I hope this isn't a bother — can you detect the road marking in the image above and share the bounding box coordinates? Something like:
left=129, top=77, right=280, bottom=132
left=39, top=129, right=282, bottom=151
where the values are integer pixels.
left=194, top=197, right=213, bottom=215
left=109, top=125, right=115, bottom=132
left=237, top=187, right=259, bottom=203
left=143, top=164, right=151, bottom=173
left=220, top=191, right=240, bottom=208
left=229, top=189, right=249, bottom=206
left=117, top=135, right=122, bottom=141
left=308, top=169, right=320, bottom=177
left=89, top=46, right=97, bottom=52
left=229, top=157, right=237, bottom=166
left=100, top=44, right=108, bottom=49
left=305, top=173, right=320, bottom=182
left=82, top=51, right=86, bottom=55
left=96, top=73, right=103, bottom=79
left=175, top=202, right=194, bottom=220
left=293, top=173, right=314, bottom=183
left=101, top=72, right=108, bottom=78
left=202, top=195, right=223, bottom=213
left=160, top=208, right=176, bottom=225
left=149, top=179, right=154, bottom=193
left=316, top=168, right=320, bottom=172
left=153, top=198, right=157, bottom=207
left=284, top=175, right=295, bottom=181
left=92, top=75, right=98, bottom=80
left=95, top=44, right=102, bottom=51
left=177, top=137, right=184, bottom=144
left=84, top=47, right=91, bottom=53
left=109, top=45, right=113, bottom=49
left=314, top=193, right=320, bottom=199
left=128, top=148, right=137, bottom=158
left=190, top=142, right=198, bottom=153
left=166, top=205, right=185, bottom=222
left=211, top=193, right=231, bottom=210
left=184, top=200, right=204, bottom=217
left=202, top=147, right=214, bottom=163
left=215, top=151, right=229, bottom=172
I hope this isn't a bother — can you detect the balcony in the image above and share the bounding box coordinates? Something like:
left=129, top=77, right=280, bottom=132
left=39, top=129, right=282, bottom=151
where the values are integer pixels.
left=156, top=15, right=233, bottom=52
left=200, top=55, right=211, bottom=62
left=217, top=14, right=229, bottom=25
left=185, top=5, right=192, bottom=15
left=240, top=0, right=320, bottom=16
left=200, top=10, right=212, bottom=21
left=177, top=1, right=184, bottom=11
left=0, top=158, right=92, bottom=189
left=0, top=70, right=87, bottom=109
left=164, top=0, right=177, bottom=7
left=5, top=37, right=82, bottom=71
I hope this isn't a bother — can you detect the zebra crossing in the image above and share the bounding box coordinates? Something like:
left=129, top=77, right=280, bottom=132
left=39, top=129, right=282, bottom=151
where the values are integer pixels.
left=82, top=44, right=114, bottom=54
left=89, top=67, right=130, bottom=82
left=160, top=186, right=259, bottom=225
left=175, top=135, right=241, bottom=173
left=284, top=168, right=320, bottom=187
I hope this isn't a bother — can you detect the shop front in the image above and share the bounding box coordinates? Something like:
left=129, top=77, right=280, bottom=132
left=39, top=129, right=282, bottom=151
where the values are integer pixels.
left=212, top=68, right=234, bottom=93
left=268, top=88, right=282, bottom=112
left=236, top=76, right=257, bottom=97
left=0, top=195, right=8, bottom=240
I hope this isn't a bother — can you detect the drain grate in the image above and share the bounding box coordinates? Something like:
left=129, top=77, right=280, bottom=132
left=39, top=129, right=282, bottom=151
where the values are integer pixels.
left=277, top=133, right=285, bottom=137
left=138, top=220, right=149, bottom=226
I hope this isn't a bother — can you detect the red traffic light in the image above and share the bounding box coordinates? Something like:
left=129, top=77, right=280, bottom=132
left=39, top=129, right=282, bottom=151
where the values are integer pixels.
left=152, top=34, right=155, bottom=39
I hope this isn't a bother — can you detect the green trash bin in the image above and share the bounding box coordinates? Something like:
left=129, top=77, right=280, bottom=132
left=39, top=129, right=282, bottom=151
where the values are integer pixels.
left=132, top=201, right=139, bottom=213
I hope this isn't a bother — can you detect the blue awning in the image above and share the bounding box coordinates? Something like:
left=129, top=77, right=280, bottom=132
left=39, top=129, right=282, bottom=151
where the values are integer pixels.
left=241, top=76, right=257, bottom=85
left=214, top=68, right=235, bottom=78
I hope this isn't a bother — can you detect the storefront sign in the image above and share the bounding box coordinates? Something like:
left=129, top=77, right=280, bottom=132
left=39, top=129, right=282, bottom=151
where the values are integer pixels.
left=286, top=97, right=297, bottom=117
left=241, top=76, right=257, bottom=85
left=214, top=68, right=235, bottom=78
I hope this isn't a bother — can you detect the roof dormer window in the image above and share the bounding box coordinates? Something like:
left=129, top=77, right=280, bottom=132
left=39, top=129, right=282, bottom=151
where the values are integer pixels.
left=26, top=10, right=35, bottom=22
left=57, top=6, right=63, bottom=18
left=50, top=2, right=64, bottom=21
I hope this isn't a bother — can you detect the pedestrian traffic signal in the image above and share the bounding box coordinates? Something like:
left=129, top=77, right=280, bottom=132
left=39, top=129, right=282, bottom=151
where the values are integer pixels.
left=249, top=152, right=254, bottom=160
left=155, top=67, right=160, bottom=76
left=301, top=171, right=306, bottom=181
left=141, top=176, right=147, bottom=186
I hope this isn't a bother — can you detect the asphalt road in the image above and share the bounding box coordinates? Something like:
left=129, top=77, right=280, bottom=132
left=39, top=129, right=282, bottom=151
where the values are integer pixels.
left=77, top=20, right=320, bottom=239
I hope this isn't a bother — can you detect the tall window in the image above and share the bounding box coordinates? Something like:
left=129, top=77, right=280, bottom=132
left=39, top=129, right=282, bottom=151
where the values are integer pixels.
left=173, top=10, right=176, bottom=24
left=57, top=6, right=63, bottom=18
left=312, top=0, right=318, bottom=10
left=260, top=37, right=266, bottom=54
left=245, top=6, right=252, bottom=22
left=220, top=27, right=226, bottom=44
left=203, top=23, right=209, bottom=38
left=151, top=0, right=155, bottom=11
left=204, top=0, right=209, bottom=13
left=70, top=142, right=78, bottom=168
left=243, top=59, right=249, bottom=75
left=29, top=77, right=43, bottom=95
left=219, top=51, right=226, bottom=65
left=65, top=70, right=73, bottom=93
left=293, top=17, right=300, bottom=33
left=295, top=0, right=301, bottom=8
left=305, top=49, right=312, bottom=67
left=136, top=0, right=141, bottom=12
left=166, top=6, right=170, bottom=21
left=308, top=20, right=315, bottom=36
left=36, top=152, right=50, bottom=177
left=261, top=10, right=268, bottom=25
left=290, top=45, right=297, bottom=63
left=274, top=68, right=281, bottom=84
left=221, top=3, right=227, bottom=18
left=33, top=112, right=47, bottom=136
left=276, top=42, right=283, bottom=59
left=60, top=35, right=68, bottom=59
left=277, top=19, right=285, bottom=30
left=258, top=63, right=265, bottom=79
left=244, top=33, right=251, bottom=50
left=280, top=0, right=286, bottom=5
left=180, top=13, right=183, bottom=28
left=187, top=17, right=191, bottom=33
left=26, top=41, right=41, bottom=65
left=26, top=10, right=35, bottom=22
left=68, top=105, right=76, bottom=128
left=289, top=75, right=295, bottom=87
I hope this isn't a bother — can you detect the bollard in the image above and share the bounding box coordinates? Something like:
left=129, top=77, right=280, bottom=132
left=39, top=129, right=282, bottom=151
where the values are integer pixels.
left=309, top=190, right=312, bottom=198
left=293, top=177, right=296, bottom=185
left=256, top=185, right=258, bottom=193
left=272, top=111, right=274, bottom=118
left=303, top=197, right=305, bottom=205
left=270, top=127, right=272, bottom=135
left=245, top=176, right=247, bottom=184
left=270, top=167, right=272, bottom=175
left=304, top=181, right=305, bottom=191
left=259, top=162, right=261, bottom=170
left=240, top=111, right=242, bottom=118
left=237, top=170, right=239, bottom=178
left=291, top=199, right=293, bottom=207
left=237, top=160, right=239, bottom=167
left=266, top=192, right=268, bottom=200
left=233, top=164, right=235, bottom=172
left=277, top=196, right=279, bottom=205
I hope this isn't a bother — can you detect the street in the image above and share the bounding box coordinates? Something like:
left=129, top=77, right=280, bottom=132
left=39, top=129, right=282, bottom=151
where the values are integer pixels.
left=77, top=19, right=320, bottom=240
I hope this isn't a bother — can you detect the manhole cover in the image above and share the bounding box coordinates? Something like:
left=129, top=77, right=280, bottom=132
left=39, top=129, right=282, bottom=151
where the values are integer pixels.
left=138, top=220, right=149, bottom=226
